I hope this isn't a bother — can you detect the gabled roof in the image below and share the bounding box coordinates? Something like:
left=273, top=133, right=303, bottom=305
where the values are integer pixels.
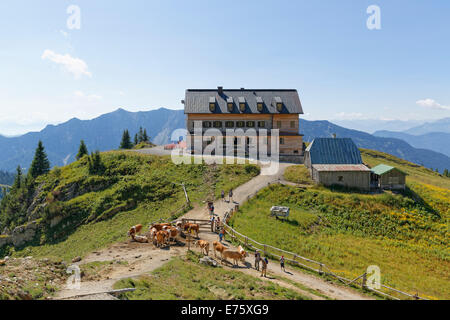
left=184, top=88, right=303, bottom=114
left=306, top=138, right=363, bottom=165
left=371, top=164, right=407, bottom=176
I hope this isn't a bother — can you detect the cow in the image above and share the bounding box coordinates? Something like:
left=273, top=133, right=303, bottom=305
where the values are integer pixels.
left=195, top=240, right=210, bottom=256
left=163, top=225, right=181, bottom=243
left=187, top=224, right=200, bottom=238
left=131, top=234, right=148, bottom=243
left=222, top=250, right=246, bottom=267
left=237, top=245, right=248, bottom=258
left=151, top=223, right=171, bottom=231
left=212, top=241, right=226, bottom=259
left=155, top=230, right=169, bottom=247
left=149, top=227, right=158, bottom=244
left=127, top=224, right=143, bottom=237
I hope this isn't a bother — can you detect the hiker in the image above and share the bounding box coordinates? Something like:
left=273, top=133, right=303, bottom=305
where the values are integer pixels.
left=210, top=216, right=215, bottom=232
left=221, top=190, right=225, bottom=202
left=280, top=255, right=285, bottom=272
left=229, top=189, right=233, bottom=203
left=254, top=250, right=261, bottom=271
left=216, top=217, right=221, bottom=232
left=219, top=229, right=225, bottom=243
left=261, top=256, right=269, bottom=277
left=210, top=204, right=215, bottom=216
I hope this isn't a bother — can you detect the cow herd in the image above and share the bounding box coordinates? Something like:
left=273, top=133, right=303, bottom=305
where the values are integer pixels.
left=126, top=222, right=249, bottom=267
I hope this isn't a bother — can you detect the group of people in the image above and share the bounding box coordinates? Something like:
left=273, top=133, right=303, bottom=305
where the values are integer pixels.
left=253, top=250, right=286, bottom=277
left=221, top=189, right=234, bottom=203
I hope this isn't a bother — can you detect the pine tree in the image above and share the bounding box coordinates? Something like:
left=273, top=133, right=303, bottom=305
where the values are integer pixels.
left=119, top=130, right=133, bottom=149
left=76, top=140, right=89, bottom=160
left=138, top=127, right=144, bottom=143
left=88, top=151, right=105, bottom=175
left=12, top=166, right=22, bottom=189
left=134, top=133, right=139, bottom=146
left=143, top=129, right=149, bottom=142
left=29, top=141, right=51, bottom=178
left=444, top=169, right=449, bottom=177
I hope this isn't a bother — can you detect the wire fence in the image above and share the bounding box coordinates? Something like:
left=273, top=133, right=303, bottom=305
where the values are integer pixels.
left=221, top=184, right=429, bottom=301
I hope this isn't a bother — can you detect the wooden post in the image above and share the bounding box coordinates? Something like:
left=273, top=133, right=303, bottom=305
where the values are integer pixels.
left=361, top=273, right=367, bottom=289
left=181, top=183, right=190, bottom=204
left=319, top=263, right=323, bottom=275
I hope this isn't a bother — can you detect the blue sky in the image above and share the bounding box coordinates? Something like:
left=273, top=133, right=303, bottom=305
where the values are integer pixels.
left=0, top=0, right=449, bottom=135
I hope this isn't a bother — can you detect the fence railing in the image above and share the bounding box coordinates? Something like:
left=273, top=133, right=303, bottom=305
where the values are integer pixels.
left=222, top=187, right=429, bottom=301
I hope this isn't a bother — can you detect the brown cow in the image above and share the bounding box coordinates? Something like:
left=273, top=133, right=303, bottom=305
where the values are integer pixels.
left=187, top=224, right=199, bottom=238
left=155, top=230, right=169, bottom=247
left=127, top=224, right=143, bottom=237
left=222, top=250, right=245, bottom=267
left=163, top=225, right=181, bottom=243
left=212, top=241, right=226, bottom=259
left=196, top=240, right=210, bottom=256
left=151, top=223, right=171, bottom=231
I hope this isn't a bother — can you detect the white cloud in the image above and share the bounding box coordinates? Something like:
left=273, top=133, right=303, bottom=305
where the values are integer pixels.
left=416, top=98, right=450, bottom=111
left=74, top=90, right=102, bottom=101
left=41, top=49, right=92, bottom=79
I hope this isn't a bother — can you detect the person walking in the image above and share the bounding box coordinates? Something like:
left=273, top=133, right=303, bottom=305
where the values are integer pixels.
left=210, top=216, right=215, bottom=232
left=221, top=190, right=225, bottom=202
left=210, top=204, right=215, bottom=216
left=261, top=256, right=268, bottom=277
left=229, top=189, right=233, bottom=203
left=254, top=250, right=261, bottom=271
left=216, top=217, right=221, bottom=232
left=219, top=229, right=225, bottom=242
left=280, top=255, right=285, bottom=272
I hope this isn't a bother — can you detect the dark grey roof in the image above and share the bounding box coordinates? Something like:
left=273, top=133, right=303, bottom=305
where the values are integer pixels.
left=306, top=138, right=363, bottom=165
left=184, top=89, right=303, bottom=114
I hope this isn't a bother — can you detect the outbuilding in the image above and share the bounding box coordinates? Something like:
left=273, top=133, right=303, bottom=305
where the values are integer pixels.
left=305, top=137, right=371, bottom=190
left=371, top=164, right=407, bottom=190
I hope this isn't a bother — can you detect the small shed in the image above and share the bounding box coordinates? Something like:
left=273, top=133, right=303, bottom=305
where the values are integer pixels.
left=311, top=164, right=371, bottom=191
left=371, top=164, right=407, bottom=190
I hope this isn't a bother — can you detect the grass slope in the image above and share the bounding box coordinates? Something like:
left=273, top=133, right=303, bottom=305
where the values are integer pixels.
left=3, top=152, right=259, bottom=261
left=229, top=150, right=449, bottom=299
left=114, top=251, right=308, bottom=300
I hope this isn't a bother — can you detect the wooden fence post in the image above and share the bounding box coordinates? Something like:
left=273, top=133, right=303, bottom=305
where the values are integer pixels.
left=361, top=273, right=367, bottom=289
left=319, top=264, right=323, bottom=275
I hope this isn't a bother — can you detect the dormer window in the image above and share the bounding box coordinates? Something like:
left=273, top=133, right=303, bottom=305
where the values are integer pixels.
left=256, top=97, right=263, bottom=112
left=274, top=97, right=283, bottom=112
left=239, top=97, right=246, bottom=112
left=227, top=97, right=234, bottom=112
left=209, top=97, right=216, bottom=112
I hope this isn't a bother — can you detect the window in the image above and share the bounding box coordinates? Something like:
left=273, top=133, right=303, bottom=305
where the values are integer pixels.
left=274, top=97, right=283, bottom=112
left=225, top=121, right=234, bottom=128
left=246, top=121, right=255, bottom=128
left=290, top=121, right=296, bottom=128
left=209, top=97, right=216, bottom=112
left=227, top=97, right=234, bottom=112
left=258, top=121, right=266, bottom=128
left=256, top=97, right=263, bottom=112
left=338, top=176, right=344, bottom=182
left=239, top=97, right=246, bottom=112
left=203, top=121, right=212, bottom=128
left=236, top=121, right=245, bottom=128
left=280, top=137, right=285, bottom=145
left=213, top=121, right=222, bottom=128
left=277, top=121, right=282, bottom=128
left=294, top=150, right=299, bottom=154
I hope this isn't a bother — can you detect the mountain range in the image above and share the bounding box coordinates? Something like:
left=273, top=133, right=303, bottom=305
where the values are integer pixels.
left=0, top=108, right=449, bottom=173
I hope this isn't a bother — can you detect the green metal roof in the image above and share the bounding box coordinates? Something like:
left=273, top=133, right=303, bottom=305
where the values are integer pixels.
left=371, top=164, right=407, bottom=176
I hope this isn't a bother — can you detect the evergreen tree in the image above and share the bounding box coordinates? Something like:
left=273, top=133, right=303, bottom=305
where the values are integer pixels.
left=12, top=166, right=22, bottom=190
left=119, top=130, right=133, bottom=149
left=143, top=129, right=149, bottom=142
left=444, top=169, right=449, bottom=177
left=134, top=133, right=139, bottom=146
left=76, top=140, right=89, bottom=160
left=29, top=141, right=51, bottom=178
left=88, top=151, right=105, bottom=175
left=138, top=127, right=144, bottom=143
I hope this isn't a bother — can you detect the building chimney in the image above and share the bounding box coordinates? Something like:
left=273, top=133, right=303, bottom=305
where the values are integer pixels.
left=217, top=86, right=223, bottom=95
left=332, top=133, right=337, bottom=138
left=240, top=87, right=245, bottom=90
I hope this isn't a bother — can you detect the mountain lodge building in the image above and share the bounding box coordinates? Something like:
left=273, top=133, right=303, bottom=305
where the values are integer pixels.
left=183, top=87, right=305, bottom=163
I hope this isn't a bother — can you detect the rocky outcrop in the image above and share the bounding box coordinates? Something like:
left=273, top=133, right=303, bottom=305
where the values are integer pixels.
left=0, top=221, right=39, bottom=249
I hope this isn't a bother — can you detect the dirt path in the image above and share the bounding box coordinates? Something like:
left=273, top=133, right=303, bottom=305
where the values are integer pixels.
left=55, top=150, right=371, bottom=300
